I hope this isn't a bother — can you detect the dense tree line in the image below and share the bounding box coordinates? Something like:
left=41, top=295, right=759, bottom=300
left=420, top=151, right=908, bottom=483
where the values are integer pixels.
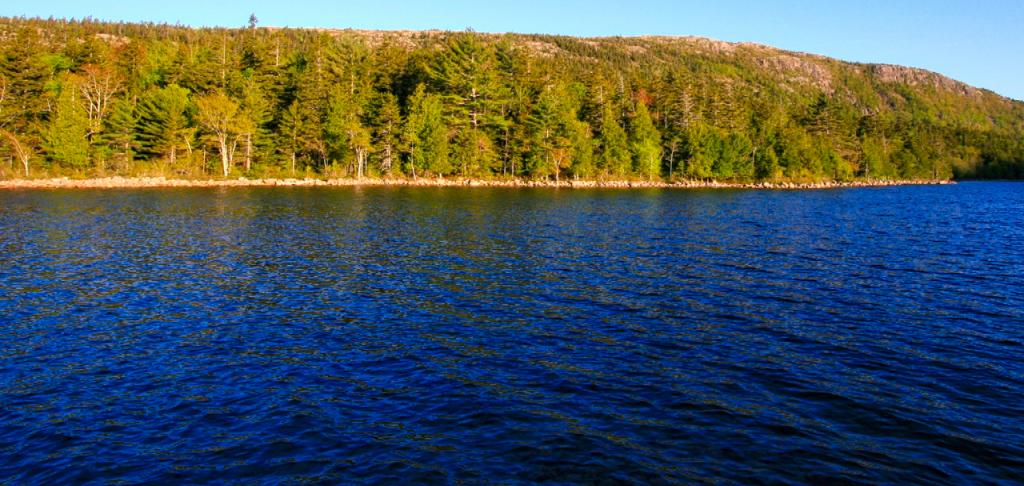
left=1, top=16, right=1022, bottom=181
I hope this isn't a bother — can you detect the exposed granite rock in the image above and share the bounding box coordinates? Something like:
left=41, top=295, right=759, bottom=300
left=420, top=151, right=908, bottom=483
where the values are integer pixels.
left=0, top=176, right=955, bottom=191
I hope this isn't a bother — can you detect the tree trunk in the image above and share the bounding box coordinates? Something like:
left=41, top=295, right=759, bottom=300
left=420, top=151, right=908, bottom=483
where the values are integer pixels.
left=410, top=146, right=417, bottom=179
left=669, top=144, right=677, bottom=178
left=291, top=152, right=296, bottom=175
left=750, top=146, right=757, bottom=177
left=356, top=149, right=365, bottom=179
left=381, top=145, right=392, bottom=174
left=245, top=133, right=252, bottom=172
left=502, top=128, right=510, bottom=177
left=1, top=130, right=30, bottom=177
left=219, top=138, right=230, bottom=177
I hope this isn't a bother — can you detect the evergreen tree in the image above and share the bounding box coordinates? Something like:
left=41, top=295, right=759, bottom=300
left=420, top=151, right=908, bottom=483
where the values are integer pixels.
left=754, top=145, right=781, bottom=180
left=44, top=78, right=91, bottom=169
left=237, top=80, right=270, bottom=172
left=289, top=53, right=329, bottom=169
left=0, top=17, right=1020, bottom=180
left=568, top=119, right=595, bottom=179
left=630, top=100, right=662, bottom=180
left=278, top=100, right=307, bottom=174
left=430, top=33, right=501, bottom=174
left=683, top=122, right=717, bottom=179
left=368, top=91, right=402, bottom=175
left=100, top=97, right=139, bottom=172
left=0, top=26, right=48, bottom=175
left=527, top=87, right=561, bottom=179
left=403, top=84, right=449, bottom=177
left=137, top=84, right=193, bottom=168
left=598, top=103, right=630, bottom=178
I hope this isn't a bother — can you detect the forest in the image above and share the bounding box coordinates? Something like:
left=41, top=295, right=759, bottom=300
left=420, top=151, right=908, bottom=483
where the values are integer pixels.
left=1, top=16, right=1022, bottom=181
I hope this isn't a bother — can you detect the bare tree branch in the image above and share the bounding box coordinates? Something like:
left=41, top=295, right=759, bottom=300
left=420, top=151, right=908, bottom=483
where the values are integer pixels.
left=1, top=129, right=31, bottom=176
left=78, top=65, right=122, bottom=139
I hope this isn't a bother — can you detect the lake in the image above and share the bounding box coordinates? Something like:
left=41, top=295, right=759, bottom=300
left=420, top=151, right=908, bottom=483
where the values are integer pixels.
left=1, top=182, right=1022, bottom=483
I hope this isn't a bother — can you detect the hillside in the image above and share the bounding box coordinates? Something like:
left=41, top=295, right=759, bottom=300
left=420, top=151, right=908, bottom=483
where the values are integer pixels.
left=1, top=16, right=1022, bottom=181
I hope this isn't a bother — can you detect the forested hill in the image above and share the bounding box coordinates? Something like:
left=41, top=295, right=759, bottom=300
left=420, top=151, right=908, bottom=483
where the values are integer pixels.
left=1, top=17, right=1022, bottom=181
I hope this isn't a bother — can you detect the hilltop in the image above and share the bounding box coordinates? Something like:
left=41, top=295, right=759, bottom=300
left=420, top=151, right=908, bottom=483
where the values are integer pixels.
left=1, top=17, right=1022, bottom=181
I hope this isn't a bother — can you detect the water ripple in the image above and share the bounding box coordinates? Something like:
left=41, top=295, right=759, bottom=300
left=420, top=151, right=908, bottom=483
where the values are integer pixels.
left=1, top=183, right=1023, bottom=483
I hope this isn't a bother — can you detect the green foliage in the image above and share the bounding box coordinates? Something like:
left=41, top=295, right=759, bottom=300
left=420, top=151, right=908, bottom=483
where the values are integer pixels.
left=278, top=101, right=307, bottom=174
left=195, top=91, right=240, bottom=176
left=137, top=84, right=193, bottom=165
left=0, top=16, right=1021, bottom=180
left=682, top=122, right=717, bottom=179
left=630, top=101, right=662, bottom=179
left=324, top=87, right=357, bottom=166
left=368, top=91, right=402, bottom=175
left=526, top=86, right=565, bottom=179
left=404, top=84, right=449, bottom=177
left=237, top=80, right=271, bottom=171
left=100, top=97, right=139, bottom=170
left=754, top=145, right=781, bottom=180
left=44, top=78, right=90, bottom=168
left=567, top=119, right=595, bottom=179
left=598, top=103, right=631, bottom=177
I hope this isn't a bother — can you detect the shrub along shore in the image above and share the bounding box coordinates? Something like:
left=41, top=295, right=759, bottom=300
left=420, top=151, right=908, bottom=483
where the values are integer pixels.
left=0, top=176, right=954, bottom=190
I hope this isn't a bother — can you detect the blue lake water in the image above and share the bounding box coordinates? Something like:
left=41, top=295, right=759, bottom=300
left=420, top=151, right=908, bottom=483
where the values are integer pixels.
left=1, top=182, right=1022, bottom=483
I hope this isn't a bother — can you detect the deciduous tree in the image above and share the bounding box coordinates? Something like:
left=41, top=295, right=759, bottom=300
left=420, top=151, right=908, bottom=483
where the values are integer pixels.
left=195, top=91, right=240, bottom=177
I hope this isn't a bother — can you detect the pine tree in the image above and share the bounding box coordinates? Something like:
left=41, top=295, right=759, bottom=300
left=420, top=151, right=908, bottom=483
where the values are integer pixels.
left=598, top=103, right=630, bottom=178
left=287, top=52, right=330, bottom=169
left=368, top=91, right=402, bottom=175
left=754, top=145, right=781, bottom=180
left=278, top=101, right=307, bottom=174
left=683, top=122, right=717, bottom=179
left=403, top=85, right=449, bottom=177
left=100, top=97, right=139, bottom=172
left=324, top=86, right=371, bottom=177
left=44, top=78, right=91, bottom=169
left=430, top=33, right=501, bottom=175
left=137, top=84, right=193, bottom=168
left=0, top=17, right=1019, bottom=181
left=630, top=100, right=662, bottom=180
left=526, top=87, right=561, bottom=179
left=430, top=33, right=498, bottom=132
left=324, top=33, right=373, bottom=173
left=0, top=26, right=48, bottom=175
left=568, top=119, right=595, bottom=179
left=237, top=80, right=270, bottom=172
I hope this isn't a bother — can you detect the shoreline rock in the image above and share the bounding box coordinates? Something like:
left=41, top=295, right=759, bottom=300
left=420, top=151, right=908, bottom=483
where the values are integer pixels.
left=0, top=176, right=956, bottom=191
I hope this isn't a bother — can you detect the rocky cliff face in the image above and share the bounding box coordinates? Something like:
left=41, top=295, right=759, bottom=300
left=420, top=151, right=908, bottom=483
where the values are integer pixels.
left=757, top=54, right=836, bottom=93
left=342, top=30, right=1002, bottom=101
left=867, top=64, right=981, bottom=97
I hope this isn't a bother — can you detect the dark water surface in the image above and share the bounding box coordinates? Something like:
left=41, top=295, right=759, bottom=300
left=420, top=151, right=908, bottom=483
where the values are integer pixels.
left=1, top=182, right=1023, bottom=483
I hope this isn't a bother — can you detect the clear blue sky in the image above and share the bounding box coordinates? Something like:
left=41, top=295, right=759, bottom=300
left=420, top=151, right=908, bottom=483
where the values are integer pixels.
left=4, top=0, right=1022, bottom=100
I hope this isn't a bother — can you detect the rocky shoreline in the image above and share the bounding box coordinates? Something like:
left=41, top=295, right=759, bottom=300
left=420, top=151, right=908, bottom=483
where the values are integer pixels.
left=0, top=176, right=955, bottom=190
